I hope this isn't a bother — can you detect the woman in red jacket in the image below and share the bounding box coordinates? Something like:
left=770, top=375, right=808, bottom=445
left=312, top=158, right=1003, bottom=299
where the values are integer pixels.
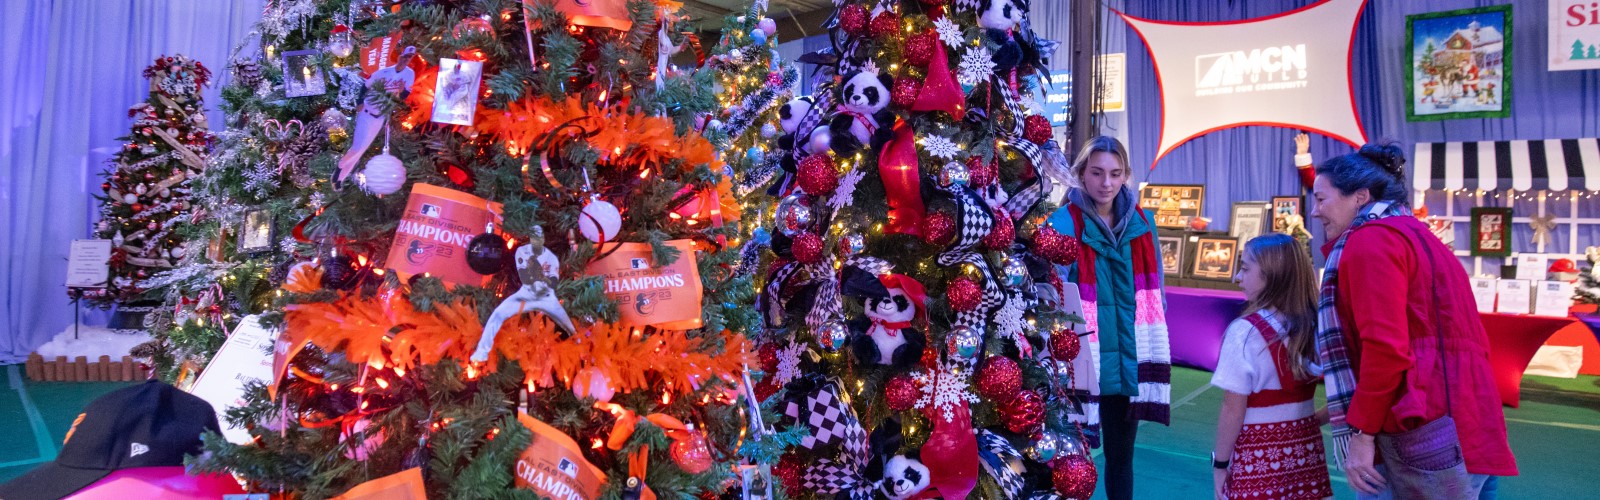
left=1309, top=143, right=1516, bottom=499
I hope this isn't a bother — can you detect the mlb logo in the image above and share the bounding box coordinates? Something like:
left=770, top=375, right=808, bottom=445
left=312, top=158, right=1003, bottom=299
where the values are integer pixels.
left=557, top=458, right=578, bottom=478
left=420, top=203, right=442, bottom=218
left=630, top=258, right=648, bottom=269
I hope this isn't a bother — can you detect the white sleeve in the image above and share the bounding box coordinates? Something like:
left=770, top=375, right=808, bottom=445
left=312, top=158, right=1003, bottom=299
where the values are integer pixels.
left=1209, top=319, right=1258, bottom=395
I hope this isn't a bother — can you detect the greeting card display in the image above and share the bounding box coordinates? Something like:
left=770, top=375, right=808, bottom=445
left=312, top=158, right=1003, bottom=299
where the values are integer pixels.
left=584, top=240, right=704, bottom=329
left=384, top=183, right=503, bottom=286
left=1139, top=184, right=1205, bottom=229
left=1470, top=207, right=1512, bottom=257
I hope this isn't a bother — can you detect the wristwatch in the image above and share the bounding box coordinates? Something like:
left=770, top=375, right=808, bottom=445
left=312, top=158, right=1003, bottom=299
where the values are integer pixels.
left=1211, top=451, right=1230, bottom=470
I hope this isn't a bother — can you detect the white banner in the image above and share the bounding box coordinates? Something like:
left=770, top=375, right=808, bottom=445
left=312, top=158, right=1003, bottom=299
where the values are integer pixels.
left=1551, top=0, right=1600, bottom=71
left=1118, top=0, right=1367, bottom=166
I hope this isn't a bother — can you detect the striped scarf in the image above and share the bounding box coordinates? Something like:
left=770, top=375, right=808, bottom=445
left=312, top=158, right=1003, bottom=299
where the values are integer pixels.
left=1066, top=204, right=1172, bottom=427
left=1317, top=200, right=1408, bottom=465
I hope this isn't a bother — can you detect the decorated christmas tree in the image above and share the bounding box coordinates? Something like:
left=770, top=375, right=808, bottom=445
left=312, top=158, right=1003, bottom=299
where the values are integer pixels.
left=171, top=0, right=798, bottom=498
left=743, top=0, right=1094, bottom=498
left=84, top=55, right=214, bottom=310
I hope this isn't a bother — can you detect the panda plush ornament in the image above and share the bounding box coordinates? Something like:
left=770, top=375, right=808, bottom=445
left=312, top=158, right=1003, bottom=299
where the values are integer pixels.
left=861, top=418, right=931, bottom=500
left=828, top=70, right=895, bottom=157
left=776, top=96, right=815, bottom=172
left=979, top=0, right=1037, bottom=76
left=848, top=273, right=928, bottom=368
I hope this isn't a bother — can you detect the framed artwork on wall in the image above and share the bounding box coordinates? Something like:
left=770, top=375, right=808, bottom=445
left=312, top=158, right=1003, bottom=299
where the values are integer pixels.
left=1191, top=236, right=1239, bottom=281
left=1406, top=5, right=1512, bottom=121
left=1230, top=201, right=1271, bottom=245
left=1469, top=207, right=1513, bottom=257
left=1138, top=184, right=1206, bottom=229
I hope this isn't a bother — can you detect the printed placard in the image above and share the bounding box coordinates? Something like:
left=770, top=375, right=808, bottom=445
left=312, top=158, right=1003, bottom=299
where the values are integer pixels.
left=1550, top=0, right=1600, bottom=71
left=515, top=412, right=606, bottom=500
left=65, top=239, right=112, bottom=288
left=584, top=240, right=704, bottom=329
left=1514, top=254, right=1548, bottom=281
left=1534, top=280, right=1576, bottom=317
left=384, top=184, right=503, bottom=286
left=188, top=316, right=277, bottom=444
left=1495, top=279, right=1532, bottom=315
left=1470, top=277, right=1498, bottom=313
left=431, top=58, right=483, bottom=126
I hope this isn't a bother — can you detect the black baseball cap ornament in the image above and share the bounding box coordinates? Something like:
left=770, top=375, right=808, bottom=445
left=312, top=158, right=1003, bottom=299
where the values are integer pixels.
left=0, top=380, right=222, bottom=500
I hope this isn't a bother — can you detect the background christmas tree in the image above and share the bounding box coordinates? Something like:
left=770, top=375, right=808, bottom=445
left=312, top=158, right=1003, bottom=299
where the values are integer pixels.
left=743, top=0, right=1096, bottom=498
left=83, top=55, right=214, bottom=311
left=167, top=0, right=798, bottom=498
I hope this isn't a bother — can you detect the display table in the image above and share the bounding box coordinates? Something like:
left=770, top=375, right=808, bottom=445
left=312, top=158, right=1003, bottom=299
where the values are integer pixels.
left=1165, top=286, right=1580, bottom=407
left=65, top=467, right=243, bottom=499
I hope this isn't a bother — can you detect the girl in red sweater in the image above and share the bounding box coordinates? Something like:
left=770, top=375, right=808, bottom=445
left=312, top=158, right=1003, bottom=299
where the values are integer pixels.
left=1211, top=234, right=1332, bottom=500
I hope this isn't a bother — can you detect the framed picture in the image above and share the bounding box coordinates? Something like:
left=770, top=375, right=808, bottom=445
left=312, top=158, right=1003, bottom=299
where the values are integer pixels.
left=1191, top=236, right=1239, bottom=281
left=431, top=57, right=483, bottom=126
left=1406, top=5, right=1512, bottom=121
left=1469, top=207, right=1512, bottom=257
left=1229, top=201, right=1271, bottom=245
left=282, top=49, right=327, bottom=98
left=1157, top=234, right=1186, bottom=277
left=1425, top=216, right=1456, bottom=247
left=238, top=210, right=275, bottom=255
left=1138, top=184, right=1206, bottom=229
left=1270, top=196, right=1303, bottom=234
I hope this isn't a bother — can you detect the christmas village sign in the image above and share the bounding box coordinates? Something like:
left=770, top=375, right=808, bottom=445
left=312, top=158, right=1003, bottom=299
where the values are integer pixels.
left=1117, top=0, right=1368, bottom=165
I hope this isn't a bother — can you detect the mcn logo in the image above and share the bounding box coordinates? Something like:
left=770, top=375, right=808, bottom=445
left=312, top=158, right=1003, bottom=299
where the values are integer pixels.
left=1194, top=44, right=1310, bottom=95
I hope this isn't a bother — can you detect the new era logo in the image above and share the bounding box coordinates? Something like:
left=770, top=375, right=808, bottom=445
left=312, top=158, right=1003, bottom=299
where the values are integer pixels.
left=130, top=443, right=149, bottom=458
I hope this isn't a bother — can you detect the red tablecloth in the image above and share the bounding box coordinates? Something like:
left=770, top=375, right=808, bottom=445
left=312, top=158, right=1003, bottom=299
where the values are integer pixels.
left=1166, top=286, right=1578, bottom=407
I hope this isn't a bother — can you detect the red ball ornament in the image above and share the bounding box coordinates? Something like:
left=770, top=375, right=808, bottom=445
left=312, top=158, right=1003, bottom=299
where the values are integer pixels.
left=1051, top=329, right=1081, bottom=362
left=906, top=32, right=937, bottom=67
left=975, top=357, right=1023, bottom=404
left=758, top=343, right=781, bottom=372
left=130, top=203, right=145, bottom=212
left=921, top=347, right=941, bottom=370
left=755, top=379, right=779, bottom=401
left=774, top=454, right=804, bottom=494
left=983, top=209, right=1014, bottom=250
left=1033, top=226, right=1081, bottom=265
left=792, top=232, right=825, bottom=264
left=923, top=211, right=957, bottom=246
left=798, top=154, right=839, bottom=195
left=967, top=156, right=996, bottom=188
left=1001, top=389, right=1045, bottom=435
left=101, top=182, right=112, bottom=192
left=947, top=276, right=982, bottom=312
left=839, top=5, right=869, bottom=36
left=1024, top=115, right=1054, bottom=144
left=892, top=78, right=922, bottom=109
left=1051, top=455, right=1099, bottom=499
left=920, top=0, right=947, bottom=5
left=885, top=374, right=920, bottom=411
left=869, top=12, right=900, bottom=38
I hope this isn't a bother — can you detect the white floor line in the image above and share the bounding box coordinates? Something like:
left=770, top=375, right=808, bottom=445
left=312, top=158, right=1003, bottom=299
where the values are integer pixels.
left=7, top=365, right=57, bottom=462
left=1505, top=417, right=1600, bottom=432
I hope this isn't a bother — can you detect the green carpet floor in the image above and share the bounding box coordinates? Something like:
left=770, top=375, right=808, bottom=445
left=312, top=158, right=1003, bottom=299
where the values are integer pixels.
left=1, top=364, right=1595, bottom=497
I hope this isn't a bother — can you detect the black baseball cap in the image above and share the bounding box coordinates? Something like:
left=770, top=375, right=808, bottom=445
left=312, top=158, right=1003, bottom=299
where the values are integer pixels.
left=0, top=380, right=222, bottom=500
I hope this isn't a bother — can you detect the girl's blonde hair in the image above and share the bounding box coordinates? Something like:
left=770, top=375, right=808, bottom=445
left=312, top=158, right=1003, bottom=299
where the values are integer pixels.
left=1241, top=233, right=1319, bottom=380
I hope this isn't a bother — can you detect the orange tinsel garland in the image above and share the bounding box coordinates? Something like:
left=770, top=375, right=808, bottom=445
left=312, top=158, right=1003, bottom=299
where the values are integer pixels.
left=281, top=289, right=750, bottom=396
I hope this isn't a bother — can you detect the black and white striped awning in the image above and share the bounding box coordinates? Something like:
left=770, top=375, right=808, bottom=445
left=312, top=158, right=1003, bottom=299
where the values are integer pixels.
left=1413, top=138, right=1600, bottom=192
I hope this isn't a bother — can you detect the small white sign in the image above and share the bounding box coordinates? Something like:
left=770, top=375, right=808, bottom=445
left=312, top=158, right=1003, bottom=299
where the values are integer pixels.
left=65, top=239, right=113, bottom=288
left=188, top=316, right=278, bottom=444
left=1514, top=254, right=1548, bottom=281
left=1495, top=279, right=1532, bottom=315
left=1470, top=277, right=1498, bottom=313
left=431, top=58, right=483, bottom=126
left=1098, top=53, right=1126, bottom=112
left=1533, top=280, right=1576, bottom=318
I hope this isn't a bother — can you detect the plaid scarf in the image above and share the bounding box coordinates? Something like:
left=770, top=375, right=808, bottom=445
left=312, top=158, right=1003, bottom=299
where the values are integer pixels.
left=1317, top=200, right=1409, bottom=465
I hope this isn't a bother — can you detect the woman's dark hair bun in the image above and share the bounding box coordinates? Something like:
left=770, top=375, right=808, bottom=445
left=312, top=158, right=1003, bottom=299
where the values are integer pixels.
left=1357, top=141, right=1406, bottom=181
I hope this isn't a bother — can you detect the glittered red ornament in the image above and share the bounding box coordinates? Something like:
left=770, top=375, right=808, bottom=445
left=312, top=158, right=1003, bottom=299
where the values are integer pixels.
left=921, top=347, right=940, bottom=370
left=1033, top=226, right=1081, bottom=265
left=1052, top=455, right=1098, bottom=499
left=920, top=0, right=947, bottom=5
left=869, top=12, right=900, bottom=38
left=792, top=232, right=825, bottom=264
left=923, top=211, right=957, bottom=246
left=839, top=5, right=869, bottom=36
left=885, top=374, right=920, bottom=411
left=983, top=209, right=1014, bottom=250
left=1024, top=115, right=1054, bottom=144
left=101, top=182, right=111, bottom=192
left=1051, top=329, right=1081, bottom=362
left=967, top=156, right=995, bottom=188
left=975, top=357, right=1023, bottom=404
left=774, top=454, right=804, bottom=493
left=906, top=32, right=937, bottom=67
left=130, top=203, right=144, bottom=212
left=892, top=78, right=922, bottom=109
left=759, top=343, right=781, bottom=372
left=947, top=276, right=982, bottom=311
left=798, top=154, right=839, bottom=195
left=1001, top=389, right=1045, bottom=435
left=755, top=379, right=779, bottom=401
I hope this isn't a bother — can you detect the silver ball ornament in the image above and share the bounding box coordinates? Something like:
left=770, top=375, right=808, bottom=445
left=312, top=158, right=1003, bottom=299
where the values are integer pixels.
left=1028, top=432, right=1061, bottom=462
left=760, top=123, right=778, bottom=138
left=939, top=161, right=970, bottom=187
left=947, top=325, right=981, bottom=359
left=1001, top=255, right=1029, bottom=289
left=838, top=233, right=866, bottom=258
left=817, top=321, right=849, bottom=352
left=774, top=194, right=813, bottom=237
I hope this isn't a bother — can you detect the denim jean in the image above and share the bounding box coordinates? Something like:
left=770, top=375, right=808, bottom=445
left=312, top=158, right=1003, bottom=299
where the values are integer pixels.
left=1354, top=464, right=1496, bottom=500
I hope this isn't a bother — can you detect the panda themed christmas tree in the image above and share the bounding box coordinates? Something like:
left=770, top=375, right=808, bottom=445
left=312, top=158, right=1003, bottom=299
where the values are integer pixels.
left=178, top=0, right=791, bottom=498
left=749, top=0, right=1095, bottom=498
left=86, top=55, right=214, bottom=308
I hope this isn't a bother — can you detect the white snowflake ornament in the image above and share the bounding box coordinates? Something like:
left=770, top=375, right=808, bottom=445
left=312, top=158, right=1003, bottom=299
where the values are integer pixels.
left=922, top=134, right=960, bottom=160
left=958, top=47, right=997, bottom=87
left=935, top=17, right=965, bottom=49
left=914, top=361, right=981, bottom=422
left=828, top=167, right=866, bottom=211
left=773, top=343, right=806, bottom=386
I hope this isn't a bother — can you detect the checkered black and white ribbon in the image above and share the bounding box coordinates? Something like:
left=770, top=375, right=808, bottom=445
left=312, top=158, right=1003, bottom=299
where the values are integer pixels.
left=955, top=0, right=980, bottom=12
left=1003, top=139, right=1052, bottom=219
left=976, top=429, right=1029, bottom=499
left=805, top=255, right=895, bottom=329
left=763, top=261, right=807, bottom=329
left=789, top=84, right=836, bottom=167
left=1001, top=83, right=1029, bottom=140
left=802, top=458, right=873, bottom=499
left=938, top=185, right=1005, bottom=335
